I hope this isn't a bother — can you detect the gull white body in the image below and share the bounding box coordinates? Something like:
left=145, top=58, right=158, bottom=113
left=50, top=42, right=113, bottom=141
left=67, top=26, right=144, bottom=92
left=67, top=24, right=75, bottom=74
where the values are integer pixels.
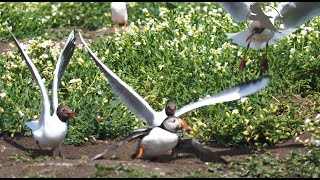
left=139, top=127, right=179, bottom=159
left=9, top=29, right=76, bottom=150
left=220, top=2, right=320, bottom=50
left=79, top=32, right=269, bottom=128
left=111, top=2, right=128, bottom=25
left=26, top=113, right=68, bottom=147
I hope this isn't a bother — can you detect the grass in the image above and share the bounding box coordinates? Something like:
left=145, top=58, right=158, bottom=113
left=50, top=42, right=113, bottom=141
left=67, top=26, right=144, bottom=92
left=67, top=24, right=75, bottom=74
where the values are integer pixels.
left=0, top=2, right=320, bottom=176
left=90, top=163, right=159, bottom=178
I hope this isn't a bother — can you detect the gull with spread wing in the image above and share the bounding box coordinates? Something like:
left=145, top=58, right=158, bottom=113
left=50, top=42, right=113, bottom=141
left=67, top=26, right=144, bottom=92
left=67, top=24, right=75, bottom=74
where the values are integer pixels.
left=220, top=2, right=320, bottom=70
left=8, top=29, right=76, bottom=157
left=79, top=32, right=269, bottom=129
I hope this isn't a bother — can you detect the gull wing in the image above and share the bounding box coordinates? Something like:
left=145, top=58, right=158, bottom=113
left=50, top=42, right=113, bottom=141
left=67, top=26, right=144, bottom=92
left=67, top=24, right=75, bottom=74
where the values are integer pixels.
left=175, top=76, right=269, bottom=117
left=8, top=28, right=50, bottom=125
left=51, top=30, right=76, bottom=114
left=249, top=2, right=265, bottom=16
left=219, top=2, right=252, bottom=22
left=175, top=138, right=228, bottom=164
left=226, top=29, right=267, bottom=50
left=91, top=128, right=151, bottom=160
left=79, top=32, right=166, bottom=127
left=271, top=2, right=320, bottom=29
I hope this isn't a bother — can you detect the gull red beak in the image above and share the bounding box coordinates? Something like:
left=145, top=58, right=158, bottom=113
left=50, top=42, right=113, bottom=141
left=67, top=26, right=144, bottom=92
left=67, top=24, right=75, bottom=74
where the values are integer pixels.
left=246, top=32, right=255, bottom=43
left=65, top=112, right=76, bottom=119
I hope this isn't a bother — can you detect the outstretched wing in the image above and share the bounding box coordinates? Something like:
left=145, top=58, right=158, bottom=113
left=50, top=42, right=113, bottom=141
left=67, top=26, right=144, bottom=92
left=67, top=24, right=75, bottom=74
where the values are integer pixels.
left=91, top=128, right=151, bottom=160
left=175, top=76, right=269, bottom=117
left=8, top=28, right=50, bottom=125
left=250, top=2, right=265, bottom=15
left=51, top=30, right=76, bottom=114
left=175, top=138, right=228, bottom=164
left=79, top=32, right=166, bottom=127
left=219, top=2, right=252, bottom=22
left=271, top=2, right=320, bottom=29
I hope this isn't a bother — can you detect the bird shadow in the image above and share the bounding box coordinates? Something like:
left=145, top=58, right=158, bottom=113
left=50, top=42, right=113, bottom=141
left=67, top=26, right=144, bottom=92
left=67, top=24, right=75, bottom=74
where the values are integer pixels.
left=207, top=142, right=305, bottom=158
left=3, top=137, right=54, bottom=158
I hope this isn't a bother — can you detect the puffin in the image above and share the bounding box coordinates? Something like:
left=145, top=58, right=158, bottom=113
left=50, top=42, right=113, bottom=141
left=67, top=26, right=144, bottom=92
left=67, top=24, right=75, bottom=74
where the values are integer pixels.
left=220, top=2, right=320, bottom=70
left=8, top=28, right=76, bottom=157
left=91, top=116, right=228, bottom=164
left=111, top=2, right=128, bottom=31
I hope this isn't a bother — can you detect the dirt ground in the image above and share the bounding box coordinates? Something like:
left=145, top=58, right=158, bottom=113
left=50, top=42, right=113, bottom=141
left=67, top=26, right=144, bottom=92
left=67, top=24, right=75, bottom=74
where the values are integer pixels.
left=0, top=132, right=310, bottom=178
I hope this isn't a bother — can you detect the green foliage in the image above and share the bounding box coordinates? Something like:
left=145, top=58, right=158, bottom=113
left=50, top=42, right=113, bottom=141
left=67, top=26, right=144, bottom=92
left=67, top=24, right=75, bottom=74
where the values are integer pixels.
left=0, top=2, right=319, bottom=148
left=0, top=2, right=165, bottom=41
left=24, top=172, right=57, bottom=178
left=90, top=163, right=159, bottom=178
left=227, top=150, right=320, bottom=178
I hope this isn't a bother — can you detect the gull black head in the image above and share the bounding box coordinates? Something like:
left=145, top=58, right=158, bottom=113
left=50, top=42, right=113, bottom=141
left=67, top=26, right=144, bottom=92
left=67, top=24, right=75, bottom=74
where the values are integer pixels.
left=250, top=20, right=266, bottom=34
left=165, top=101, right=176, bottom=116
left=57, top=104, right=75, bottom=122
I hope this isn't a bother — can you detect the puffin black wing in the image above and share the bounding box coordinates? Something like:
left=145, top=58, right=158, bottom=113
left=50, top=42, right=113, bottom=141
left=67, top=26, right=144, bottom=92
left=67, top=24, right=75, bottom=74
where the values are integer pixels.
left=91, top=128, right=152, bottom=160
left=174, top=138, right=228, bottom=164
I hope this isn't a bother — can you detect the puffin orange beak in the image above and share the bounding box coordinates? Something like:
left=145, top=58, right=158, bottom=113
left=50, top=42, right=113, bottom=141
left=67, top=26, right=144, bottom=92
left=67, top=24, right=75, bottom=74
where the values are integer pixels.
left=180, top=119, right=191, bottom=132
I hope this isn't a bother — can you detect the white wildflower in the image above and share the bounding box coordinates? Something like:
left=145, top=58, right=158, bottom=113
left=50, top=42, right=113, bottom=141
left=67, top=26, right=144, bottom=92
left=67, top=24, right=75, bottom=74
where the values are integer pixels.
left=301, top=30, right=307, bottom=36
left=232, top=109, right=239, bottom=114
left=304, top=26, right=314, bottom=31
left=159, top=45, right=164, bottom=51
left=158, top=64, right=164, bottom=70
left=294, top=136, right=299, bottom=142
left=42, top=78, right=46, bottom=83
left=142, top=8, right=148, bottom=13
left=304, top=118, right=311, bottom=125
left=69, top=78, right=82, bottom=84
left=135, top=41, right=141, bottom=46
left=18, top=111, right=25, bottom=118
left=289, top=48, right=295, bottom=54
left=203, top=6, right=208, bottom=12
left=0, top=92, right=6, bottom=98
left=240, top=97, right=249, bottom=103
left=41, top=54, right=49, bottom=59
left=181, top=35, right=187, bottom=41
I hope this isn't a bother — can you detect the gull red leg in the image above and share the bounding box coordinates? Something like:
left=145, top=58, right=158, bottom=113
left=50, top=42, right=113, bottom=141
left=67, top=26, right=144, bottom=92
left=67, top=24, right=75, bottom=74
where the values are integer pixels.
left=36, top=140, right=42, bottom=150
left=239, top=41, right=251, bottom=70
left=262, top=42, right=269, bottom=71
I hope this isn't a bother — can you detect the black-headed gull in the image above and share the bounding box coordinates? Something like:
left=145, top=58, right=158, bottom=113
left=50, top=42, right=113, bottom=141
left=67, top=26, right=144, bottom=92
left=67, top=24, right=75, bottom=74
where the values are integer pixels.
left=220, top=2, right=320, bottom=70
left=91, top=116, right=228, bottom=163
left=79, top=31, right=269, bottom=129
left=111, top=2, right=128, bottom=31
left=8, top=29, right=76, bottom=157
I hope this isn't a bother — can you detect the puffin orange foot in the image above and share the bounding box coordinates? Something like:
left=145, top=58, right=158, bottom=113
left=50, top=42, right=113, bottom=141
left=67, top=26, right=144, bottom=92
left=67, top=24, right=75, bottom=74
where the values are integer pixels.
left=112, top=24, right=117, bottom=31
left=136, top=147, right=144, bottom=159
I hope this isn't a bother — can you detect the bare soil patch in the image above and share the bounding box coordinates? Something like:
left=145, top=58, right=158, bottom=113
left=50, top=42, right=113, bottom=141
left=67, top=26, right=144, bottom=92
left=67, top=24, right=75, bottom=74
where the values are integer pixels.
left=0, top=132, right=310, bottom=178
